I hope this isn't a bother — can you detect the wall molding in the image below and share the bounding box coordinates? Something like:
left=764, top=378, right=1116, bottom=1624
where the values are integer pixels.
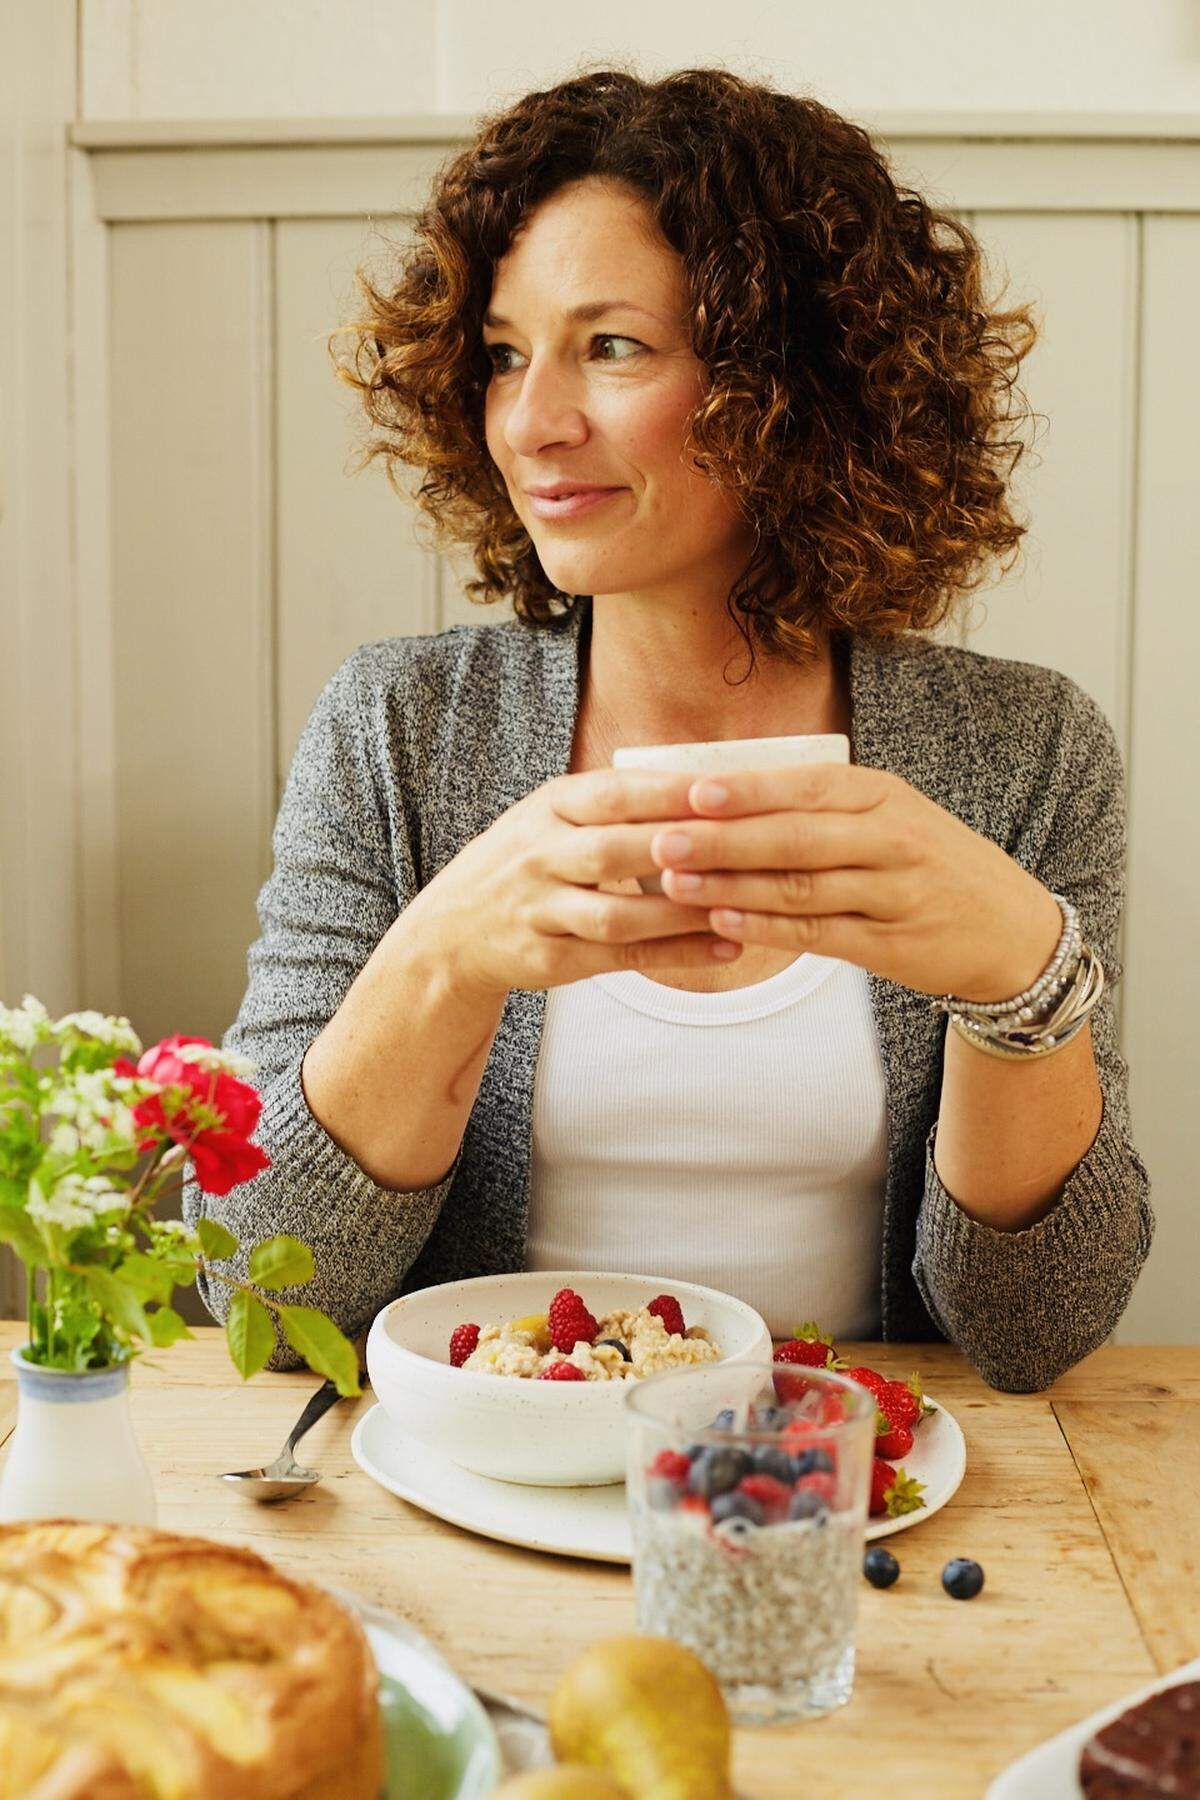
left=69, top=114, right=1200, bottom=223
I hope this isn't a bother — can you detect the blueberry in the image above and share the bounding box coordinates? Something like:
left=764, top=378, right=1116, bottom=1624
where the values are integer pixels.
left=863, top=1547, right=900, bottom=1589
left=787, top=1489, right=828, bottom=1523
left=711, top=1491, right=765, bottom=1527
left=647, top=1477, right=683, bottom=1511
left=688, top=1447, right=752, bottom=1499
left=791, top=1447, right=834, bottom=1478
left=750, top=1404, right=787, bottom=1431
left=685, top=1443, right=707, bottom=1463
left=710, top=1407, right=737, bottom=1430
left=597, top=1338, right=631, bottom=1361
left=752, top=1444, right=795, bottom=1483
left=941, top=1558, right=985, bottom=1600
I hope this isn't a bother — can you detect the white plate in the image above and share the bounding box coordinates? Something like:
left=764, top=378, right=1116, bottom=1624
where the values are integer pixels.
left=351, top=1395, right=965, bottom=1561
left=986, top=1656, right=1200, bottom=1798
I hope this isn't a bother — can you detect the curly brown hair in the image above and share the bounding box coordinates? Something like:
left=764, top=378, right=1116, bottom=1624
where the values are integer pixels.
left=330, top=63, right=1042, bottom=670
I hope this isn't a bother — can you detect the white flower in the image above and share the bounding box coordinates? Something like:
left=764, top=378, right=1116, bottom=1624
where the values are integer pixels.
left=28, top=1172, right=128, bottom=1232
left=0, top=995, right=51, bottom=1054
left=48, top=1071, right=143, bottom=1144
left=53, top=1010, right=142, bottom=1056
left=173, top=1043, right=257, bottom=1079
left=47, top=1122, right=81, bottom=1157
left=152, top=1218, right=194, bottom=1243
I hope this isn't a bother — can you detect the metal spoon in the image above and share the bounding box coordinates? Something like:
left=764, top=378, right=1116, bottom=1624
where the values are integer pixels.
left=220, top=1376, right=355, bottom=1502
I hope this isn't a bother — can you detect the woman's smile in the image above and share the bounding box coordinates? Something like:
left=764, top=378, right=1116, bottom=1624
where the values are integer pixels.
left=526, top=487, right=627, bottom=520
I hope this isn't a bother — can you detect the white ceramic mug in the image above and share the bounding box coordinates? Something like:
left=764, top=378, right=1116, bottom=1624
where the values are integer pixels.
left=612, top=733, right=850, bottom=892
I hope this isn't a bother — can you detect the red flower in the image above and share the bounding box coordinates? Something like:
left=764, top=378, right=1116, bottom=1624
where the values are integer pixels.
left=114, top=1034, right=270, bottom=1197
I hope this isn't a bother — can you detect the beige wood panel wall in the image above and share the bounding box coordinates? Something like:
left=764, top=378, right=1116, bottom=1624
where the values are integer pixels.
left=54, top=120, right=1200, bottom=1341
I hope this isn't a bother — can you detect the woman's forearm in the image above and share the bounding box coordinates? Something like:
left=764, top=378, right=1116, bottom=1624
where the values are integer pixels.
left=300, top=901, right=508, bottom=1192
left=932, top=1019, right=1104, bottom=1232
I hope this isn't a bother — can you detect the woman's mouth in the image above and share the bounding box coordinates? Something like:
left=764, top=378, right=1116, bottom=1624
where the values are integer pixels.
left=527, top=488, right=625, bottom=520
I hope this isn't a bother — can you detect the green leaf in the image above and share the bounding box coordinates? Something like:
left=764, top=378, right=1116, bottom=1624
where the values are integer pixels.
left=278, top=1305, right=360, bottom=1397
left=0, top=1206, right=45, bottom=1264
left=247, top=1234, right=313, bottom=1291
left=118, top=1252, right=176, bottom=1307
left=225, top=1290, right=274, bottom=1380
left=196, top=1217, right=238, bottom=1261
left=146, top=1306, right=191, bottom=1347
left=83, top=1268, right=151, bottom=1344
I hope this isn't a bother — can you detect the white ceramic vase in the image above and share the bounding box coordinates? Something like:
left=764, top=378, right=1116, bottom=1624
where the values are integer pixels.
left=0, top=1348, right=157, bottom=1526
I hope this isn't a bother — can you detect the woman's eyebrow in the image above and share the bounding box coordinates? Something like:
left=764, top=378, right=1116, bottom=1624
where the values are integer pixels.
left=483, top=299, right=661, bottom=329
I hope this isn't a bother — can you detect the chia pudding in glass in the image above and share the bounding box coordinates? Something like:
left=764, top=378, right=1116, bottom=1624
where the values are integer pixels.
left=624, top=1360, right=876, bottom=1724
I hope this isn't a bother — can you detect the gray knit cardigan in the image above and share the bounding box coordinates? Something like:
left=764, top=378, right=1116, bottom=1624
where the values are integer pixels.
left=182, top=600, right=1154, bottom=1392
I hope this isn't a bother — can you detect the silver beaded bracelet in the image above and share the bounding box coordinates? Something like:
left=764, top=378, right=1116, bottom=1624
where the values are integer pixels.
left=930, top=892, right=1106, bottom=1060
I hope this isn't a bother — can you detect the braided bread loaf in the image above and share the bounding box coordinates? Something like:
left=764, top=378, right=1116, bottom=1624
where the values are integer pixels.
left=0, top=1521, right=384, bottom=1799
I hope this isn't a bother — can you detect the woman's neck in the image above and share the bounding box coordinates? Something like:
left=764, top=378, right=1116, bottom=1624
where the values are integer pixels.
left=575, top=600, right=851, bottom=765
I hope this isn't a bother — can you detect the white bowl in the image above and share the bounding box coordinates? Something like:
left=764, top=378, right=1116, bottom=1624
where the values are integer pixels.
left=365, top=1271, right=772, bottom=1487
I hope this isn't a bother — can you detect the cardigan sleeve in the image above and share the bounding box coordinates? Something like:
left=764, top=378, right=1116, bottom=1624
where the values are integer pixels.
left=181, top=647, right=464, bottom=1367
left=910, top=679, right=1155, bottom=1393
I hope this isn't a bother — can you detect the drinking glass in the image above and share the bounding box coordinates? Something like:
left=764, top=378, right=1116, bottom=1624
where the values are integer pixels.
left=624, top=1360, right=876, bottom=1724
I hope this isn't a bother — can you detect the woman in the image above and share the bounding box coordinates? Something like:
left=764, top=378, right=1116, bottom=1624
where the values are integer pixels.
left=183, top=67, right=1152, bottom=1391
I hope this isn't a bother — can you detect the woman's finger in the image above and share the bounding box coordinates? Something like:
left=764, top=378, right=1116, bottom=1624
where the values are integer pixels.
left=549, top=768, right=698, bottom=827
left=660, top=864, right=903, bottom=920
left=651, top=809, right=883, bottom=874
left=707, top=907, right=867, bottom=958
left=541, top=887, right=726, bottom=945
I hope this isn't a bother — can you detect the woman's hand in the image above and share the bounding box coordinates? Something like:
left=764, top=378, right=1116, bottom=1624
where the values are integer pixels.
left=653, top=763, right=1064, bottom=1003
left=406, top=769, right=744, bottom=999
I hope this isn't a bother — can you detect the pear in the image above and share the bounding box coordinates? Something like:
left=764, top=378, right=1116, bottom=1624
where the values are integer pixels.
left=549, top=1635, right=732, bottom=1800
left=492, top=1770, right=629, bottom=1798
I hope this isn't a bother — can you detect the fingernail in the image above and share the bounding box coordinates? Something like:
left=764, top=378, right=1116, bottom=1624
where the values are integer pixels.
left=694, top=781, right=730, bottom=808
left=658, top=831, right=693, bottom=860
left=714, top=909, right=745, bottom=928
left=670, top=871, right=703, bottom=892
left=711, top=941, right=740, bottom=960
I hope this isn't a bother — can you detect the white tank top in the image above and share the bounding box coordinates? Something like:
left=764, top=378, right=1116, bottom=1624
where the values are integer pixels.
left=525, top=954, right=889, bottom=1339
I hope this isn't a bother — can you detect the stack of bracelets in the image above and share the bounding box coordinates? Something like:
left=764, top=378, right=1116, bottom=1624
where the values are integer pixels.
left=930, top=892, right=1105, bottom=1060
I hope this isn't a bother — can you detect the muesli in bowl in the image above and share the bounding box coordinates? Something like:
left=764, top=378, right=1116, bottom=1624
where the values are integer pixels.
left=449, top=1286, right=722, bottom=1382
left=366, top=1271, right=771, bottom=1487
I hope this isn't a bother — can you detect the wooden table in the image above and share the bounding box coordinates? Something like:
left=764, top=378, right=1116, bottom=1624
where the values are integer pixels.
left=2, top=1324, right=1197, bottom=1798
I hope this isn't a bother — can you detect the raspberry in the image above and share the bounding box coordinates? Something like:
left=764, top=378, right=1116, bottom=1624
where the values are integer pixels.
left=547, top=1288, right=599, bottom=1354
left=449, top=1323, right=480, bottom=1367
left=648, top=1449, right=692, bottom=1484
left=735, top=1474, right=791, bottom=1519
left=676, top=1494, right=711, bottom=1521
left=794, top=1470, right=837, bottom=1508
left=646, top=1294, right=686, bottom=1337
left=539, top=1360, right=587, bottom=1381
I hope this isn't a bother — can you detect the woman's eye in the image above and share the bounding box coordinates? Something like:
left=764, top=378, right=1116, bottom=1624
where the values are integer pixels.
left=485, top=333, right=642, bottom=373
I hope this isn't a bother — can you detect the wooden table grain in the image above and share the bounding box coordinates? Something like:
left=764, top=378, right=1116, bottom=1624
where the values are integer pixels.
left=1, top=1323, right=1196, bottom=1798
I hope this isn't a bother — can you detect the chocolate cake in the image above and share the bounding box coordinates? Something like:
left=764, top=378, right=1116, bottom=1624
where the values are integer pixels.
left=1078, top=1678, right=1200, bottom=1796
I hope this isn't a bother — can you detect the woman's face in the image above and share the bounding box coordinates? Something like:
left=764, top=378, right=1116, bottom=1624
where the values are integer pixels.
left=483, top=176, right=756, bottom=611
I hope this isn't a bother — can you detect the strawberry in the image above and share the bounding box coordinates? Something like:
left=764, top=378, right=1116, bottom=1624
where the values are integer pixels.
left=547, top=1287, right=599, bottom=1354
left=845, top=1365, right=889, bottom=1399
left=879, top=1372, right=936, bottom=1432
left=875, top=1420, right=914, bottom=1461
left=869, top=1459, right=927, bottom=1519
left=646, top=1294, right=686, bottom=1337
left=774, top=1338, right=834, bottom=1369
left=448, top=1323, right=480, bottom=1367
left=782, top=1321, right=848, bottom=1369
